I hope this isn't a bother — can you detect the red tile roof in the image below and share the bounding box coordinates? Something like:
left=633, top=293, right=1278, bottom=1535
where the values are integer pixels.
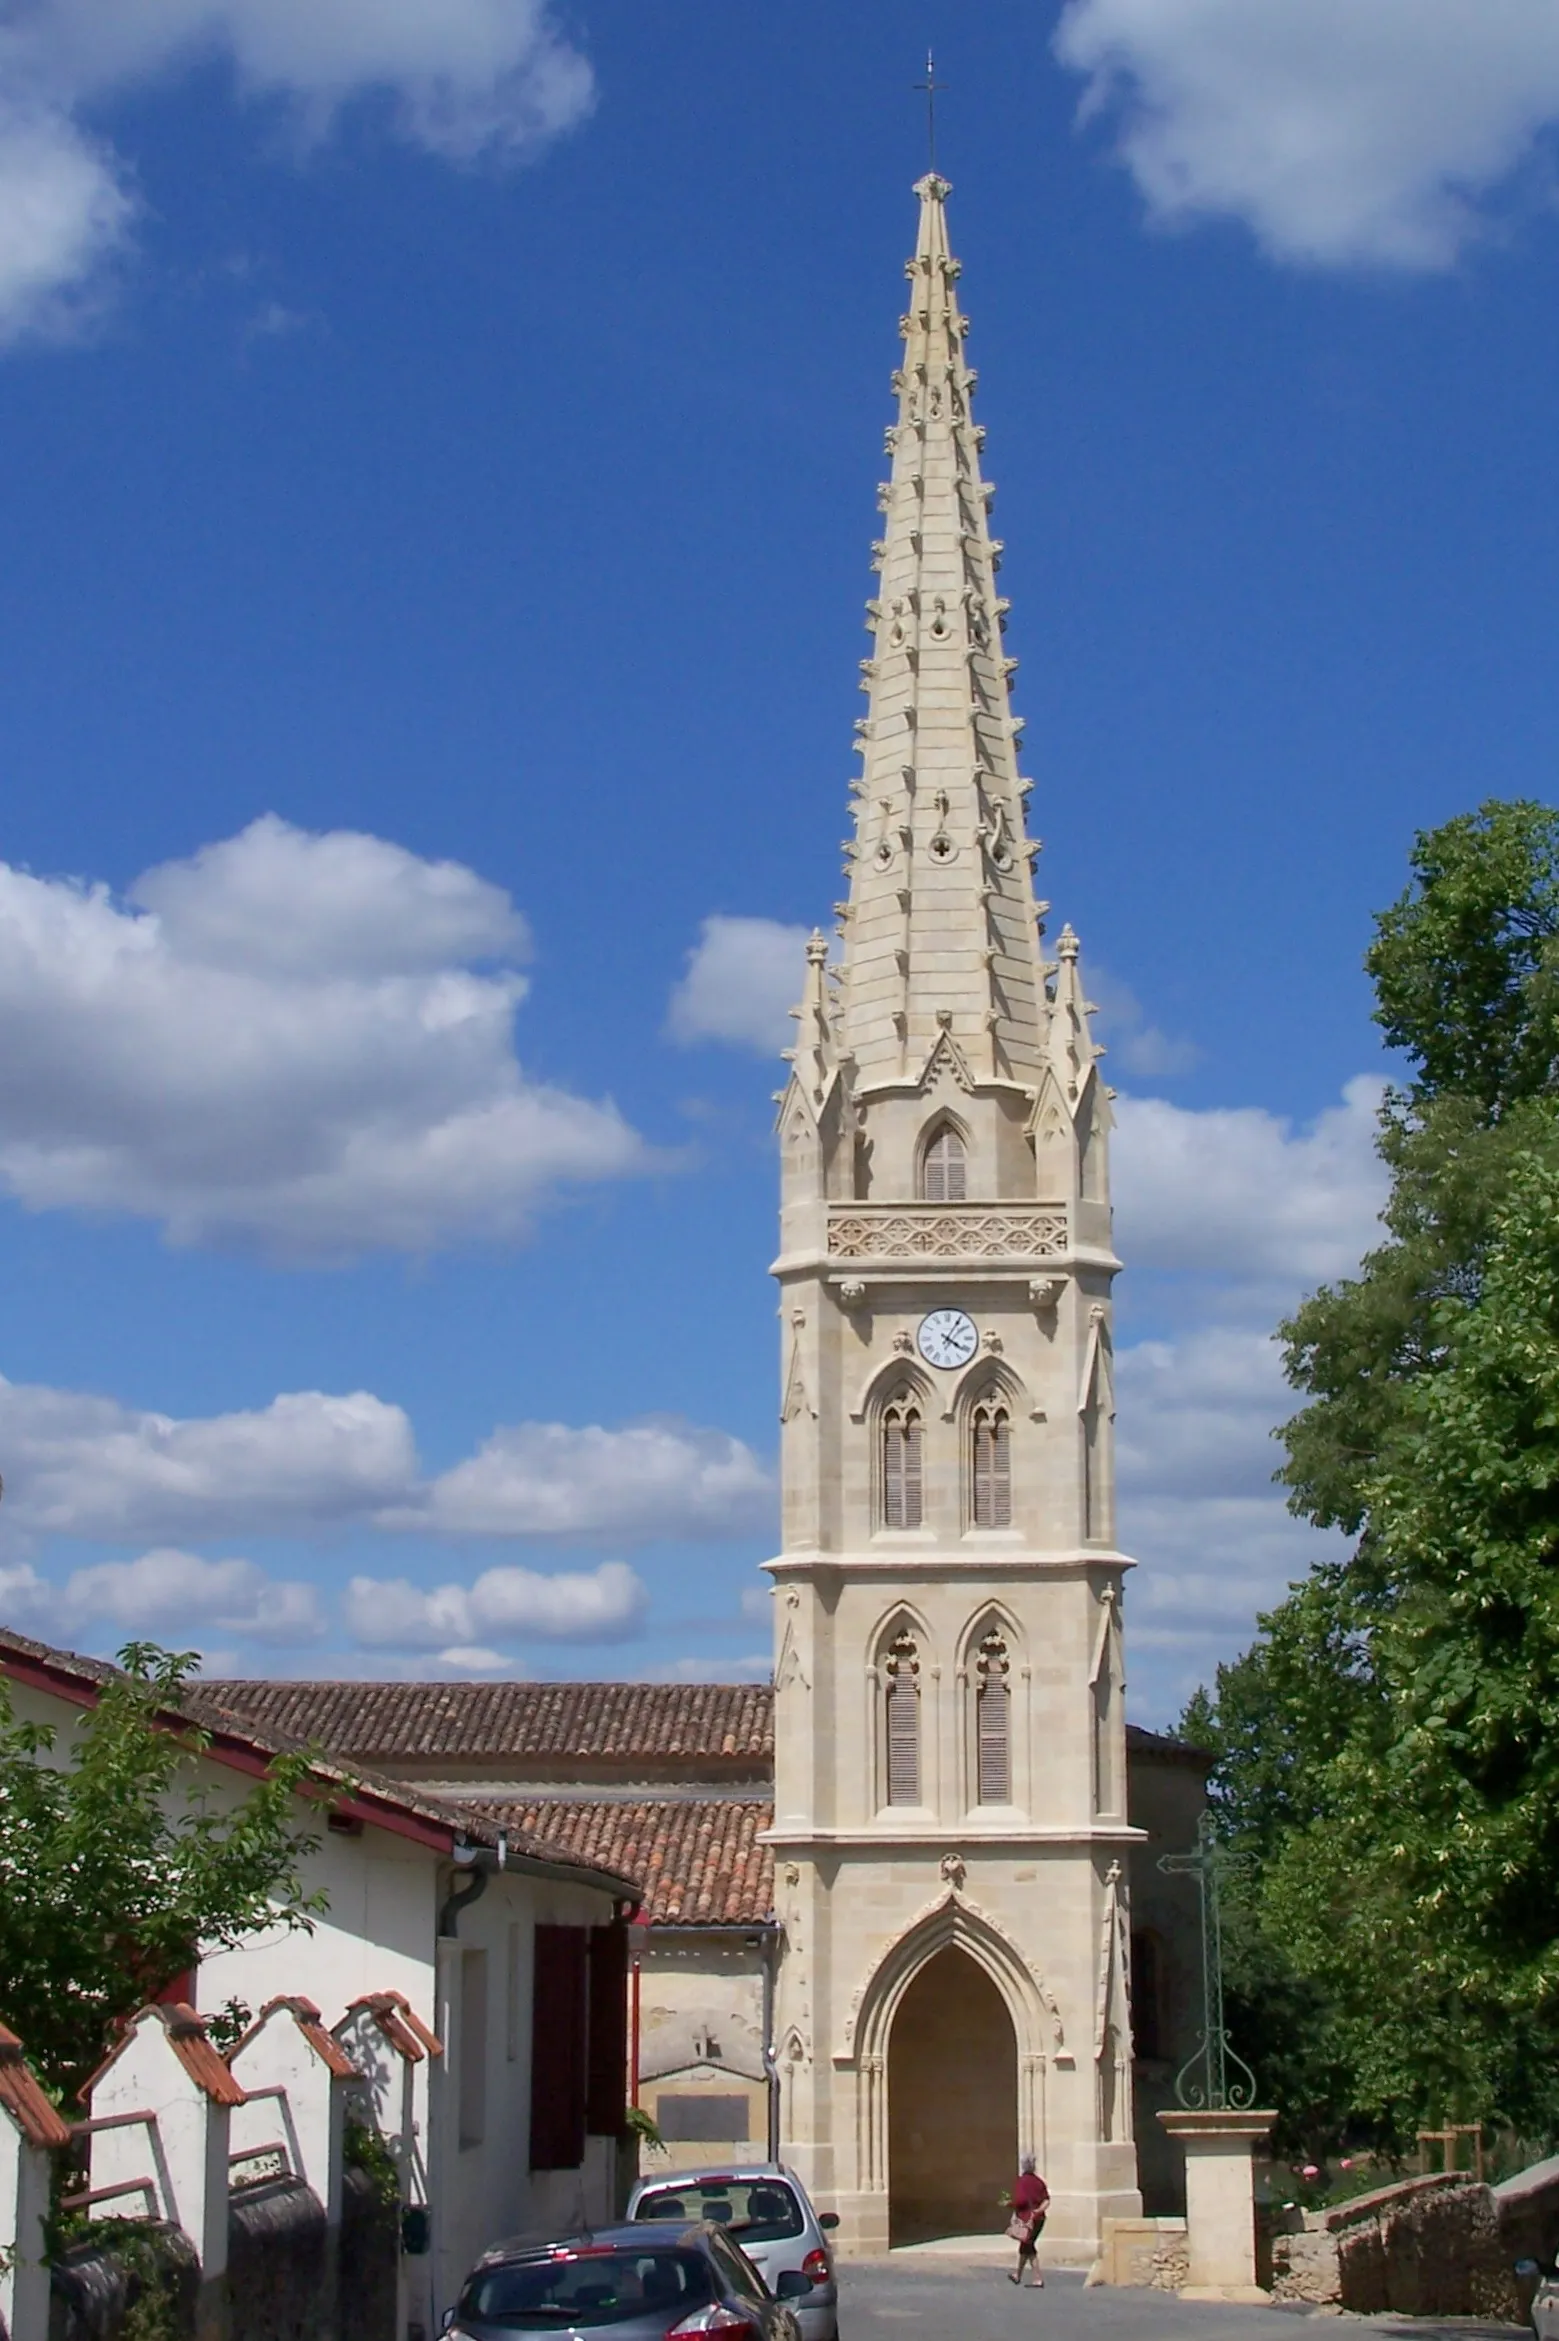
left=237, top=1997, right=359, bottom=2080
left=486, top=1800, right=775, bottom=1927
left=200, top=1679, right=774, bottom=1775
left=0, top=2022, right=73, bottom=2149
left=0, top=1627, right=640, bottom=1898
left=83, top=2004, right=247, bottom=2108
left=201, top=1677, right=1190, bottom=1779
left=341, top=1992, right=444, bottom=2062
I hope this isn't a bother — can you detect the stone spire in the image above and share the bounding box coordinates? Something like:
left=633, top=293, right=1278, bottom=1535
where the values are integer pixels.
left=837, top=173, right=1049, bottom=1093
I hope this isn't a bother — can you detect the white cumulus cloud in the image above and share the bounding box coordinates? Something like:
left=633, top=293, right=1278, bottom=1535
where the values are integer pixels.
left=405, top=1418, right=775, bottom=1540
left=666, top=916, right=811, bottom=1055
left=0, top=0, right=592, bottom=343
left=1107, top=1084, right=1388, bottom=1718
left=0, top=1372, right=772, bottom=1550
left=0, top=816, right=651, bottom=1258
left=1113, top=1075, right=1388, bottom=1297
left=1054, top=0, right=1559, bottom=269
left=61, top=1548, right=325, bottom=1643
left=0, top=1378, right=417, bottom=1539
left=1117, top=1326, right=1349, bottom=1713
left=343, top=1558, right=646, bottom=1650
left=0, top=102, right=132, bottom=344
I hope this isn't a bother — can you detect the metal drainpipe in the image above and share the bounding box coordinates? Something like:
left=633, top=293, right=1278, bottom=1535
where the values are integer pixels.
left=756, top=1924, right=781, bottom=2165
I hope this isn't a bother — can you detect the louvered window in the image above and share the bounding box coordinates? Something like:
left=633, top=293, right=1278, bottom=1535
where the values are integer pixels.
left=975, top=1628, right=1011, bottom=1804
left=884, top=1629, right=920, bottom=1805
left=882, top=1396, right=923, bottom=1529
left=971, top=1403, right=1011, bottom=1529
left=922, top=1125, right=967, bottom=1202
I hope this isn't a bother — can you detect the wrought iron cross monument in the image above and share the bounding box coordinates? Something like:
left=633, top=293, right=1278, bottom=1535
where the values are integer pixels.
left=1158, top=1811, right=1258, bottom=2112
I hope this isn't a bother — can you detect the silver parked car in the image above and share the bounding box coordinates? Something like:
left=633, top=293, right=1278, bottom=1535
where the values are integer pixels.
left=627, top=2168, right=839, bottom=2341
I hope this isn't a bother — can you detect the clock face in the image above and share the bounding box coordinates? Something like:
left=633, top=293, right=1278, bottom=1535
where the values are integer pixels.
left=917, top=1308, right=979, bottom=1370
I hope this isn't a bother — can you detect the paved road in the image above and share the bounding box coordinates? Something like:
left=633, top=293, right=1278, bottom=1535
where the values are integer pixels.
left=838, top=2253, right=1524, bottom=2341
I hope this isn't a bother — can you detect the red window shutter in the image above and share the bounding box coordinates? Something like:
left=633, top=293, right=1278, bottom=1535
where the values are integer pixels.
left=529, top=1924, right=588, bottom=2169
left=977, top=1681, right=1010, bottom=1803
left=886, top=1679, right=919, bottom=1804
left=586, top=1922, right=629, bottom=2137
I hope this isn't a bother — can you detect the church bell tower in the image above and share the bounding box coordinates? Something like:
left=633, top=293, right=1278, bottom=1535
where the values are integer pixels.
left=767, top=175, right=1141, bottom=2257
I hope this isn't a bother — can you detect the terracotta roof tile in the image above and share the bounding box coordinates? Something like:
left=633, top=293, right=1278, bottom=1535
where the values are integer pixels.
left=202, top=1678, right=1190, bottom=1777
left=241, top=1997, right=359, bottom=2080
left=0, top=2022, right=72, bottom=2150
left=0, top=1627, right=639, bottom=1897
left=340, top=1992, right=443, bottom=2062
left=198, top=1679, right=774, bottom=1771
left=486, top=1799, right=775, bottom=1928
left=82, top=2004, right=246, bottom=2108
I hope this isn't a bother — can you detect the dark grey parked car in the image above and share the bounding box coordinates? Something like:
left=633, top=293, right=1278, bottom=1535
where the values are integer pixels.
left=627, top=2169, right=838, bottom=2341
left=443, top=2220, right=808, bottom=2341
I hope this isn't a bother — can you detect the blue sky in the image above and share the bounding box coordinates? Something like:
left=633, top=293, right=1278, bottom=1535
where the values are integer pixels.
left=1, top=0, right=1557, bottom=1720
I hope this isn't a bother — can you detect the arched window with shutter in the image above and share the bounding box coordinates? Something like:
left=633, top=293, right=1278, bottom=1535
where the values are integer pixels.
left=970, top=1398, right=1011, bottom=1529
left=882, top=1627, right=921, bottom=1805
left=881, top=1390, right=923, bottom=1530
left=920, top=1122, right=967, bottom=1202
left=974, top=1626, right=1011, bottom=1804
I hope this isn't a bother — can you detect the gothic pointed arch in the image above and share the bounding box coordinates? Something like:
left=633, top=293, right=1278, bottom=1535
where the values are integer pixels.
left=865, top=1366, right=931, bottom=1535
left=918, top=1110, right=970, bottom=1202
left=870, top=1605, right=932, bottom=1811
left=843, top=1886, right=1064, bottom=2071
left=962, top=1612, right=1017, bottom=1807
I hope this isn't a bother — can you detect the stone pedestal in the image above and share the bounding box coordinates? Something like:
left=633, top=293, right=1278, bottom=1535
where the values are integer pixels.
left=1157, top=2109, right=1276, bottom=2303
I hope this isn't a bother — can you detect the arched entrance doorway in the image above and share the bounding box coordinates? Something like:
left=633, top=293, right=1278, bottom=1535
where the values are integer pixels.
left=887, top=1944, right=1017, bottom=2245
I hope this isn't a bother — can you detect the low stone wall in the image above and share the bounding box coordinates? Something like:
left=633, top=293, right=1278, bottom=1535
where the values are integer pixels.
left=1088, top=2217, right=1188, bottom=2290
left=1495, top=2151, right=1559, bottom=2270
left=1270, top=2169, right=1529, bottom=2320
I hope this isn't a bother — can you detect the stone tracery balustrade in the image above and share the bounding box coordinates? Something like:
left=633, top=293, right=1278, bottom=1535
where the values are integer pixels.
left=827, top=1204, right=1068, bottom=1262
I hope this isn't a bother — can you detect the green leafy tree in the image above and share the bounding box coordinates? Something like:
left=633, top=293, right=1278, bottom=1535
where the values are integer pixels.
left=1281, top=799, right=1559, bottom=1535
left=1185, top=800, right=1559, bottom=2148
left=0, top=1642, right=325, bottom=2095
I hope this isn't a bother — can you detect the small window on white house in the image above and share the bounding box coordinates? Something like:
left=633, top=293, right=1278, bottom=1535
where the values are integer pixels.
left=975, top=1627, right=1011, bottom=1804
left=971, top=1400, right=1011, bottom=1529
left=921, top=1124, right=967, bottom=1202
left=459, top=1946, right=489, bottom=2148
left=882, top=1392, right=924, bottom=1530
left=883, top=1628, right=921, bottom=1805
left=506, top=1921, right=521, bottom=2062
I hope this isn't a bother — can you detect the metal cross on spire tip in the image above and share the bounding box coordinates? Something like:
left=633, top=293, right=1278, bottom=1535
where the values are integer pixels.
left=913, top=48, right=946, bottom=174
left=1158, top=1810, right=1259, bottom=2114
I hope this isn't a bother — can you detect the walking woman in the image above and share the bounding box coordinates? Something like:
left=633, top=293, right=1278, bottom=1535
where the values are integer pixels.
left=1006, top=2155, right=1049, bottom=2287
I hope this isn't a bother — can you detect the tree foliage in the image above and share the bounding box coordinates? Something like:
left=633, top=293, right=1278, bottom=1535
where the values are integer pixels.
left=1186, top=800, right=1559, bottom=2148
left=0, top=1642, right=325, bottom=2094
left=1280, top=800, right=1559, bottom=1535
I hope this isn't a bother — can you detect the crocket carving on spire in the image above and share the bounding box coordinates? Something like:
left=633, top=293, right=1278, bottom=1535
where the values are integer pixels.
left=834, top=174, right=1048, bottom=1096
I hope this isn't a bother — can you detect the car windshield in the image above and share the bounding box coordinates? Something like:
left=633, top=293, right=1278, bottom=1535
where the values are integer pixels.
left=635, top=2181, right=804, bottom=2245
left=461, top=2248, right=714, bottom=2328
